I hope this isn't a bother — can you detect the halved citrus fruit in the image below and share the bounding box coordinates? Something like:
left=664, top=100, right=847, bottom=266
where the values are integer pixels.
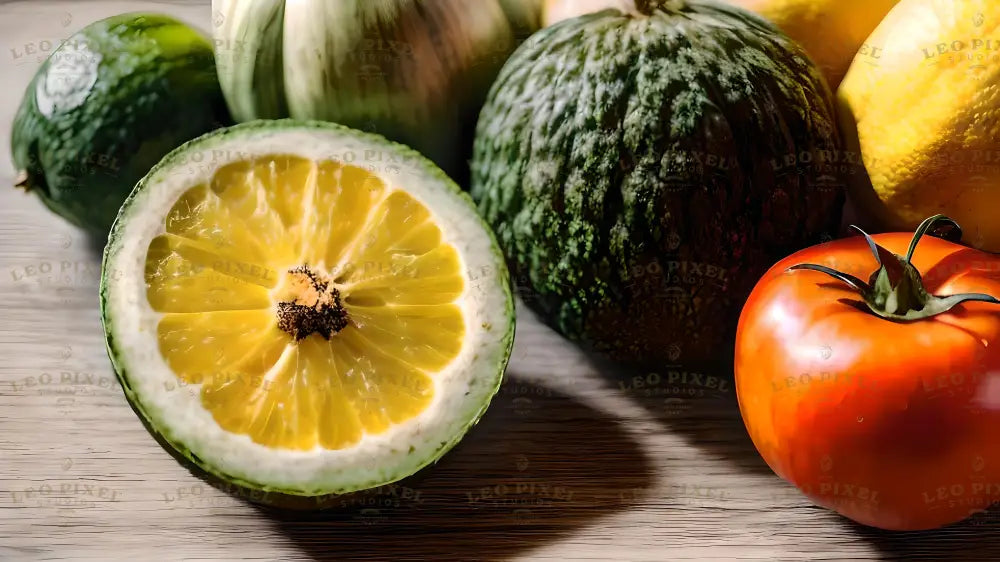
left=101, top=120, right=514, bottom=498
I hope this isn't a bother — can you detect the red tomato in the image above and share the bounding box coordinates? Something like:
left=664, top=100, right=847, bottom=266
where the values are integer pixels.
left=735, top=216, right=1000, bottom=530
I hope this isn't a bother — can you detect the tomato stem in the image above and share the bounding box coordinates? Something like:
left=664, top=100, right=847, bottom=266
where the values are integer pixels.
left=787, top=263, right=870, bottom=293
left=787, top=215, right=1000, bottom=321
left=905, top=215, right=960, bottom=263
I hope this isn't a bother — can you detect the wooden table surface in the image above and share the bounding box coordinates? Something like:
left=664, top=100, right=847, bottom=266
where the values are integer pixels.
left=2, top=1, right=1000, bottom=560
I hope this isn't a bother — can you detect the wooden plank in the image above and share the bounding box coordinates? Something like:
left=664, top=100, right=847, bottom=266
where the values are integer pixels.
left=1, top=1, right=999, bottom=560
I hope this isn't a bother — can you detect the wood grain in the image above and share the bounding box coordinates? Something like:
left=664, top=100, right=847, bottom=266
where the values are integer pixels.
left=2, top=1, right=1000, bottom=560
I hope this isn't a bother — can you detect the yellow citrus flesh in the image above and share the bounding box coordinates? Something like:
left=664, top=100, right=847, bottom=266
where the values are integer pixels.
left=838, top=0, right=1000, bottom=250
left=143, top=155, right=465, bottom=451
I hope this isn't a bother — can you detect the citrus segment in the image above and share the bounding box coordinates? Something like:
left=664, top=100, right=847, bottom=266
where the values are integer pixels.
left=163, top=183, right=281, bottom=269
left=334, top=190, right=434, bottom=279
left=209, top=159, right=303, bottom=261
left=144, top=236, right=273, bottom=313
left=343, top=245, right=465, bottom=305
left=250, top=155, right=317, bottom=231
left=345, top=304, right=464, bottom=371
left=310, top=162, right=388, bottom=270
left=156, top=309, right=285, bottom=382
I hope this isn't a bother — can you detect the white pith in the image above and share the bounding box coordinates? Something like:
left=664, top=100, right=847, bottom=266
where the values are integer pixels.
left=103, top=124, right=512, bottom=494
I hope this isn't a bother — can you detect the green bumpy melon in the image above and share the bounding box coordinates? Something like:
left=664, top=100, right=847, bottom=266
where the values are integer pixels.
left=11, top=13, right=230, bottom=235
left=471, top=0, right=849, bottom=369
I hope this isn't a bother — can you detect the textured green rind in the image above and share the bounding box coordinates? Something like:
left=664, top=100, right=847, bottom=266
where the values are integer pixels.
left=100, top=119, right=515, bottom=504
left=471, top=1, right=845, bottom=369
left=11, top=12, right=231, bottom=236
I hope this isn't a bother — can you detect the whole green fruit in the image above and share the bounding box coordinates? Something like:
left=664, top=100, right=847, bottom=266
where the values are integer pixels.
left=11, top=12, right=231, bottom=236
left=471, top=0, right=848, bottom=369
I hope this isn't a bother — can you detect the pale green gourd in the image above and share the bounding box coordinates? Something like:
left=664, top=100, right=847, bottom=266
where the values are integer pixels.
left=212, top=0, right=542, bottom=183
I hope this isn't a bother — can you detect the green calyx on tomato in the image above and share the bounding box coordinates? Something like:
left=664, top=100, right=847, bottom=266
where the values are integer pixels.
left=788, top=215, right=1000, bottom=321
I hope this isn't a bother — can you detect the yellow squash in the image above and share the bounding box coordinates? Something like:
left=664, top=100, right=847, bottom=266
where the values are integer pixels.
left=727, top=0, right=899, bottom=88
left=838, top=0, right=1000, bottom=251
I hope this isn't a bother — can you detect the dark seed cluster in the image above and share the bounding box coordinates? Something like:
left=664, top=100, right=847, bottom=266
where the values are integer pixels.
left=277, top=265, right=349, bottom=341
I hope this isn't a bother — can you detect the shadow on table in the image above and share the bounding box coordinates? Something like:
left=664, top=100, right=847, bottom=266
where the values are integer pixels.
left=593, top=354, right=773, bottom=478
left=85, top=233, right=107, bottom=258
left=850, top=509, right=1000, bottom=560
left=250, top=374, right=655, bottom=561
